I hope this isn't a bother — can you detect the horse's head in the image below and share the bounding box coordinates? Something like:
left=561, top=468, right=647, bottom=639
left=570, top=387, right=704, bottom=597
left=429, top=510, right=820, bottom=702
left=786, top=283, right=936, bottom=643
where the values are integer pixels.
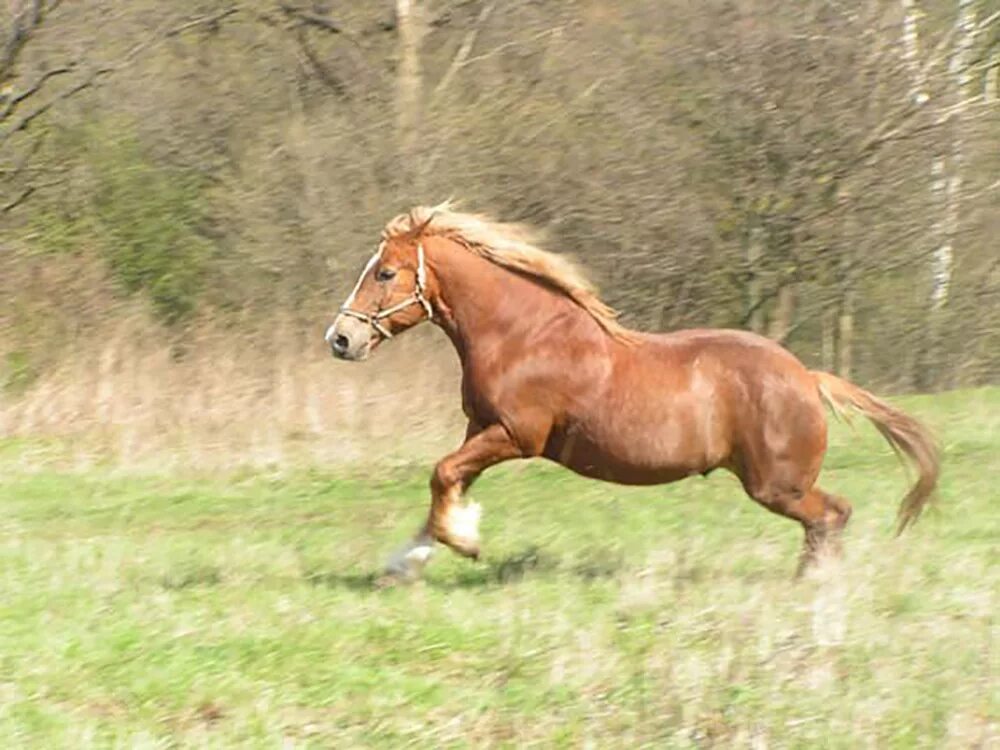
left=325, top=219, right=437, bottom=361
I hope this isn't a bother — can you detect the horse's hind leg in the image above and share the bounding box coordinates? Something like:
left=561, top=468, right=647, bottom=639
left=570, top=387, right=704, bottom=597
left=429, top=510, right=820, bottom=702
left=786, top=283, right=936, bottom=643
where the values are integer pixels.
left=743, top=477, right=853, bottom=577
left=794, top=488, right=852, bottom=576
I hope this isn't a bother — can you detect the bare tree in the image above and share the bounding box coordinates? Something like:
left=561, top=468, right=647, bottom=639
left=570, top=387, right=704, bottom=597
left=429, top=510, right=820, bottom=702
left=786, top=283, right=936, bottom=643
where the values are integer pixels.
left=395, top=0, right=425, bottom=186
left=1, top=2, right=239, bottom=214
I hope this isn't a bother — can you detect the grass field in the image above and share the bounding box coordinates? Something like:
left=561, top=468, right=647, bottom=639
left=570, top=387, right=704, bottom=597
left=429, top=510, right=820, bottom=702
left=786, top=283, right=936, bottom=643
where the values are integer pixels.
left=0, top=388, right=996, bottom=748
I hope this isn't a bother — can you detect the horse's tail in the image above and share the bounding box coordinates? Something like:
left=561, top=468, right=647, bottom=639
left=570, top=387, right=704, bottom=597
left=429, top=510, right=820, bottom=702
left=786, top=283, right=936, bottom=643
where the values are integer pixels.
left=813, top=371, right=940, bottom=535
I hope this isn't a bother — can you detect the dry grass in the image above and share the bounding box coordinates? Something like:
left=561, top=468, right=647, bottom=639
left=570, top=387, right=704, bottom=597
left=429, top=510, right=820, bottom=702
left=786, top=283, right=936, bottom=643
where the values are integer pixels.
left=1, top=312, right=466, bottom=471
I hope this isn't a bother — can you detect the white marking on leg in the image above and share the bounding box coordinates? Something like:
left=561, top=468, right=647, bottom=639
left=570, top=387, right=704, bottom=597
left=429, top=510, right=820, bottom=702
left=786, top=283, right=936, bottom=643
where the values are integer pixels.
left=445, top=501, right=481, bottom=549
left=384, top=532, right=436, bottom=578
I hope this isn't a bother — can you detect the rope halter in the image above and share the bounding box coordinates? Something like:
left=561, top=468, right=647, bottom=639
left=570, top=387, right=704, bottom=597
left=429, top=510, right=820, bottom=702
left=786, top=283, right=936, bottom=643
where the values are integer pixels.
left=336, top=242, right=434, bottom=340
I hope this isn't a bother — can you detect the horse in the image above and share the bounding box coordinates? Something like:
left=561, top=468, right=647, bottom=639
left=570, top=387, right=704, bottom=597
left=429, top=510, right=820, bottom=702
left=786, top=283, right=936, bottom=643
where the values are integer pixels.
left=324, top=203, right=940, bottom=581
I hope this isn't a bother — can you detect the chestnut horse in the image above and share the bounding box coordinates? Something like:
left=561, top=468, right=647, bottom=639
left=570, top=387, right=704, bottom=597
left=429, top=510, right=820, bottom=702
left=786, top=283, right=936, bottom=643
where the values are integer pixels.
left=325, top=203, right=940, bottom=580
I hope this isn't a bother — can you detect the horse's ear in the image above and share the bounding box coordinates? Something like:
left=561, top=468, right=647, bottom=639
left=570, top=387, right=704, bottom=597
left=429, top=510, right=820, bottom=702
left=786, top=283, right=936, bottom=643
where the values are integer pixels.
left=410, top=211, right=437, bottom=239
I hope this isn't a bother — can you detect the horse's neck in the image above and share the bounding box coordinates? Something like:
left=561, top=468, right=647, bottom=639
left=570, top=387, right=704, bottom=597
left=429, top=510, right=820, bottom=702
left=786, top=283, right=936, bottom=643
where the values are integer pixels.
left=430, top=246, right=580, bottom=365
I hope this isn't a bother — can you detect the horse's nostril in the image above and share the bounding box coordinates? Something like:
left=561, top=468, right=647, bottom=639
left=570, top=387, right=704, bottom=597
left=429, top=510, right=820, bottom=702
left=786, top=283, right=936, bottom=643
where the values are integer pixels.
left=333, top=334, right=350, bottom=354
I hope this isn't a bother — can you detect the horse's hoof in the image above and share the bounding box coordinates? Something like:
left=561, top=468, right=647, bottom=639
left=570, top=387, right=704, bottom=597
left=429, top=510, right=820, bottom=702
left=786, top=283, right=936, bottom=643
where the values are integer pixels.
left=451, top=539, right=480, bottom=560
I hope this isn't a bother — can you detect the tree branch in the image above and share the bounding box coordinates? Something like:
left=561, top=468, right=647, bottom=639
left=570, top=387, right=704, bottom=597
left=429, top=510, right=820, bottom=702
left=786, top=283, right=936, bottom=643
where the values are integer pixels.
left=272, top=2, right=379, bottom=97
left=3, top=129, right=47, bottom=180
left=1, top=4, right=243, bottom=215
left=0, top=61, right=76, bottom=121
left=2, top=174, right=65, bottom=212
left=1, top=0, right=44, bottom=80
left=432, top=1, right=496, bottom=99
left=455, top=25, right=564, bottom=71
left=277, top=3, right=344, bottom=35
left=0, top=67, right=104, bottom=146
left=2, top=183, right=33, bottom=212
left=165, top=6, right=241, bottom=37
left=0, top=7, right=243, bottom=149
left=294, top=27, right=349, bottom=98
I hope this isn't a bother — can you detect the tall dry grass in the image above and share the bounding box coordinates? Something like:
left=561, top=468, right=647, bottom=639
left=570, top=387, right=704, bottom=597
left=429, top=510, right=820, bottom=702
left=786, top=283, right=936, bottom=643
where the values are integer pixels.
left=0, top=310, right=465, bottom=472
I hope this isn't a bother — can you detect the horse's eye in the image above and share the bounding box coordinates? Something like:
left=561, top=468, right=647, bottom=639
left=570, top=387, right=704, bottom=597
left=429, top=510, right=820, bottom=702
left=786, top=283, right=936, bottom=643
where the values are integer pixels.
left=376, top=268, right=396, bottom=282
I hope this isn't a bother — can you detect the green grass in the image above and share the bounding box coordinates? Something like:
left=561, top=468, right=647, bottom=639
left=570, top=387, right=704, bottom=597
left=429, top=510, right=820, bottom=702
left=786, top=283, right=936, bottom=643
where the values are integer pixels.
left=0, top=388, right=997, bottom=748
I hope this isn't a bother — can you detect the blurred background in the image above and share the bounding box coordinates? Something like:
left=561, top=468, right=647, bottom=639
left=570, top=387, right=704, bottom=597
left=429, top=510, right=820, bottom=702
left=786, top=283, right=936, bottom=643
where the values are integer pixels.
left=1, top=0, right=998, bottom=468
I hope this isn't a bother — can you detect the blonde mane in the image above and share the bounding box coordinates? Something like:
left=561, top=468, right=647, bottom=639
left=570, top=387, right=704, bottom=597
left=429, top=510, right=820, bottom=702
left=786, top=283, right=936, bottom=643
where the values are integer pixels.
left=382, top=202, right=639, bottom=344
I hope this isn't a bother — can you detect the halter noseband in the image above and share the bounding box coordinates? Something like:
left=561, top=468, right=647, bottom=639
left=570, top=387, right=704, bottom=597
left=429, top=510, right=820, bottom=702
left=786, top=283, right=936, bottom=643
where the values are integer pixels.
left=337, top=243, right=433, bottom=340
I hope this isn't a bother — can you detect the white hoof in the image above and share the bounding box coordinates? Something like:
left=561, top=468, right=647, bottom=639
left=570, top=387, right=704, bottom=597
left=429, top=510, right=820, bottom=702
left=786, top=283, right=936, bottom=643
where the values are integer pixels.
left=384, top=535, right=436, bottom=578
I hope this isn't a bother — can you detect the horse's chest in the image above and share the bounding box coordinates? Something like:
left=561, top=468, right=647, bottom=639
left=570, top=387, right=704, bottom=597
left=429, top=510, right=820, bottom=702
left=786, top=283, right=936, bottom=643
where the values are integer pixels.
left=460, top=374, right=488, bottom=419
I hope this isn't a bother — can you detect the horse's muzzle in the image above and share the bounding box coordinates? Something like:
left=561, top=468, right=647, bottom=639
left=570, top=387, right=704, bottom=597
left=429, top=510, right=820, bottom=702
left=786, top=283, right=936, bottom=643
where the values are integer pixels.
left=330, top=332, right=351, bottom=358
left=325, top=316, right=373, bottom=361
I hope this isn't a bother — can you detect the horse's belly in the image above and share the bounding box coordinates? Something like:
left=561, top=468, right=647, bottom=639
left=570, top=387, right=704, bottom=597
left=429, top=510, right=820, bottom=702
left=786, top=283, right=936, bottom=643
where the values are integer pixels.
left=563, top=458, right=704, bottom=486
left=545, top=351, right=738, bottom=484
left=543, top=427, right=721, bottom=486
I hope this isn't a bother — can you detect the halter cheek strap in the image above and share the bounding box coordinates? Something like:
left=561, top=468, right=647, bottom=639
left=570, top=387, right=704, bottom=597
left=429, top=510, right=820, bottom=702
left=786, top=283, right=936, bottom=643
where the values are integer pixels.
left=337, top=243, right=434, bottom=340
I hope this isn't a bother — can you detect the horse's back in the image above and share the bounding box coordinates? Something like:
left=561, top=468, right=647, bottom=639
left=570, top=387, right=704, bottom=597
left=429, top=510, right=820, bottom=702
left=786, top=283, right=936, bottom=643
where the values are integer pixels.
left=636, top=327, right=828, bottom=485
left=634, top=327, right=819, bottom=394
left=640, top=325, right=825, bottom=418
left=555, top=326, right=827, bottom=485
left=639, top=327, right=804, bottom=364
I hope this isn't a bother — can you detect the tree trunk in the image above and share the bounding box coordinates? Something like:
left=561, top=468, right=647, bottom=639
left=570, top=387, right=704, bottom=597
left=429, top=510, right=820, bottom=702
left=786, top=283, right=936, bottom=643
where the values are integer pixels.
left=924, top=0, right=977, bottom=388
left=745, top=226, right=764, bottom=334
left=395, top=0, right=425, bottom=189
left=837, top=284, right=854, bottom=380
left=900, top=0, right=929, bottom=105
left=822, top=306, right=836, bottom=373
left=986, top=49, right=998, bottom=104
left=931, top=0, right=976, bottom=314
left=767, top=283, right=795, bottom=344
left=902, top=0, right=977, bottom=389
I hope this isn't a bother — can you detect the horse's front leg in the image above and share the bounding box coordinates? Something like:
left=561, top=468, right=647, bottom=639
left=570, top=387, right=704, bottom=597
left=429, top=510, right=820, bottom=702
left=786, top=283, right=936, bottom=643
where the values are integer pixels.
left=383, top=423, right=521, bottom=579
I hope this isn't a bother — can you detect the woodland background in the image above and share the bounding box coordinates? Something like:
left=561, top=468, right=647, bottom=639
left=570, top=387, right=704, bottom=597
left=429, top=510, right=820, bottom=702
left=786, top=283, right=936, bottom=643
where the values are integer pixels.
left=1, top=0, right=998, bottom=467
